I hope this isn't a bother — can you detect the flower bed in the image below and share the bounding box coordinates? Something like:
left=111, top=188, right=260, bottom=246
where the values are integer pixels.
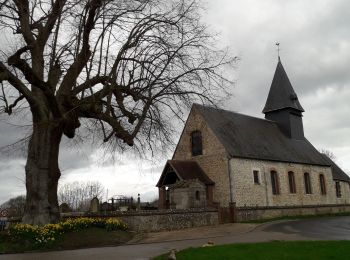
left=8, top=217, right=127, bottom=248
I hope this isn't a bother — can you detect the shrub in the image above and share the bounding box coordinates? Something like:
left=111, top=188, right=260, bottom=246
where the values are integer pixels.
left=8, top=217, right=127, bottom=248
left=105, top=218, right=128, bottom=231
left=8, top=223, right=62, bottom=247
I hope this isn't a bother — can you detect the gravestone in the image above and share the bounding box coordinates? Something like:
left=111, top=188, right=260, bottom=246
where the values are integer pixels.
left=90, top=197, right=100, bottom=213
left=119, top=206, right=128, bottom=212
left=0, top=208, right=8, bottom=231
left=59, top=203, right=72, bottom=213
left=137, top=194, right=141, bottom=211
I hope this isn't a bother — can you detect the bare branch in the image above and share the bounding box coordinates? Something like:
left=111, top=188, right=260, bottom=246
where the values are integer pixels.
left=0, top=61, right=35, bottom=105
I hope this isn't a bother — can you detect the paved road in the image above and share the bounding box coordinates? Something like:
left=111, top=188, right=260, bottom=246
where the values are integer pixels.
left=1, top=216, right=349, bottom=260
left=263, top=216, right=350, bottom=240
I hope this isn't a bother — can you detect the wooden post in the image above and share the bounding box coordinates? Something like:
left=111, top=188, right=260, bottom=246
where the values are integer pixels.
left=158, top=187, right=166, bottom=209
left=229, top=202, right=236, bottom=223
left=206, top=185, right=215, bottom=207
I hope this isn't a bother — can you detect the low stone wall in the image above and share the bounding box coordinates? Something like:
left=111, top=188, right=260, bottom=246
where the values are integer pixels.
left=236, top=204, right=350, bottom=222
left=61, top=208, right=219, bottom=232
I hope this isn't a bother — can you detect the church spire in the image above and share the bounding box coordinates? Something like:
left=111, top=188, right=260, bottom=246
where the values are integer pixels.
left=262, top=59, right=304, bottom=113
left=263, top=59, right=305, bottom=140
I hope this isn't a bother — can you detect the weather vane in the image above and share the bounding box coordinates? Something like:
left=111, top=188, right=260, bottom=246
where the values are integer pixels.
left=276, top=42, right=281, bottom=60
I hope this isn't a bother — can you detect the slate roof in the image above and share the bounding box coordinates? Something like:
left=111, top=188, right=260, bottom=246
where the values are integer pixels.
left=263, top=60, right=304, bottom=113
left=320, top=154, right=350, bottom=182
left=194, top=104, right=329, bottom=166
left=156, top=160, right=214, bottom=187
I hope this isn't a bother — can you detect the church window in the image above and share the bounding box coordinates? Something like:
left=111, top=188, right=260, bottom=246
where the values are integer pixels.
left=288, top=172, right=296, bottom=194
left=253, top=170, right=260, bottom=184
left=335, top=182, right=341, bottom=198
left=270, top=171, right=280, bottom=195
left=191, top=131, right=203, bottom=156
left=319, top=174, right=326, bottom=195
left=195, top=190, right=200, bottom=200
left=304, top=172, right=312, bottom=194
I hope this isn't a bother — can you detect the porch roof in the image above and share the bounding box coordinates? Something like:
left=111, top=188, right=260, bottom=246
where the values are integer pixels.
left=156, top=160, right=215, bottom=187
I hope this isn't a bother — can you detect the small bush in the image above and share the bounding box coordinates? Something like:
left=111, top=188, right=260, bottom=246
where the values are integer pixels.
left=8, top=223, right=61, bottom=247
left=105, top=218, right=128, bottom=231
left=8, top=217, right=127, bottom=248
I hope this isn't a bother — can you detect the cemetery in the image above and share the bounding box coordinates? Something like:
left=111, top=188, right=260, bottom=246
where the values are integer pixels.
left=60, top=195, right=219, bottom=232
left=0, top=192, right=219, bottom=253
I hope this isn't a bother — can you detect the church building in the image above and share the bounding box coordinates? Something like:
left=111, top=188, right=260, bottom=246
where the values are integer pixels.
left=156, top=59, right=350, bottom=221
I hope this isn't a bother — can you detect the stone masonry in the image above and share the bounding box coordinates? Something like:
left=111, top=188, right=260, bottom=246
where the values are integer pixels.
left=231, top=158, right=350, bottom=207
left=169, top=179, right=207, bottom=209
left=172, top=106, right=231, bottom=207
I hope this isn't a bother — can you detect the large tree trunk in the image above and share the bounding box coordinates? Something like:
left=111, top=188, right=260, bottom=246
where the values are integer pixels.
left=22, top=121, right=63, bottom=225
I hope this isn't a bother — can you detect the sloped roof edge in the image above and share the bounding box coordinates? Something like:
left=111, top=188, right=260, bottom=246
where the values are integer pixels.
left=321, top=154, right=350, bottom=183
left=156, top=160, right=214, bottom=187
left=193, top=104, right=330, bottom=167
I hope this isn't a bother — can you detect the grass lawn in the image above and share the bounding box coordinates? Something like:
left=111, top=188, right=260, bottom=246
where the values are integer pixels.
left=0, top=240, right=4, bottom=253
left=154, top=241, right=350, bottom=260
left=0, top=228, right=133, bottom=253
left=52, top=227, right=133, bottom=250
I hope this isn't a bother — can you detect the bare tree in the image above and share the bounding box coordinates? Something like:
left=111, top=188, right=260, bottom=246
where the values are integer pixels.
left=0, top=0, right=235, bottom=224
left=58, top=181, right=105, bottom=211
left=1, top=195, right=26, bottom=217
left=319, top=149, right=336, bottom=161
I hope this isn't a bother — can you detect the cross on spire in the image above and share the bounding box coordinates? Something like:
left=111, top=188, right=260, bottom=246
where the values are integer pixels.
left=276, top=42, right=281, bottom=61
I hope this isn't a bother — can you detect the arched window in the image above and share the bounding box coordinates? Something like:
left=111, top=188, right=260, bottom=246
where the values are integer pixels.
left=270, top=171, right=280, bottom=195
left=319, top=174, right=327, bottom=195
left=335, top=181, right=341, bottom=198
left=304, top=172, right=312, bottom=194
left=191, top=131, right=202, bottom=156
left=288, top=171, right=296, bottom=194
left=195, top=190, right=200, bottom=200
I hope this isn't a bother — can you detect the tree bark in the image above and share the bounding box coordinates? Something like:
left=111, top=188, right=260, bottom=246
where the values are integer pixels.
left=22, top=121, right=63, bottom=225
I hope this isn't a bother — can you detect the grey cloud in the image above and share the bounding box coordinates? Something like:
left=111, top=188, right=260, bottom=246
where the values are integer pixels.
left=1, top=0, right=350, bottom=202
left=0, top=159, right=26, bottom=204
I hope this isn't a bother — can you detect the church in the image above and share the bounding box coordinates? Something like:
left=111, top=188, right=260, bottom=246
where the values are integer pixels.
left=156, top=59, right=350, bottom=221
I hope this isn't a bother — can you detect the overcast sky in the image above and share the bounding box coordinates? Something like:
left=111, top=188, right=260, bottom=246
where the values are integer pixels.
left=1, top=0, right=350, bottom=204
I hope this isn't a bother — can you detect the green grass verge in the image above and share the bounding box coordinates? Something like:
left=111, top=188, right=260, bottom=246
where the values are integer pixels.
left=0, top=228, right=133, bottom=253
left=0, top=232, right=5, bottom=250
left=154, top=241, right=350, bottom=260
left=241, top=211, right=350, bottom=223
left=53, top=227, right=133, bottom=250
left=0, top=239, right=4, bottom=253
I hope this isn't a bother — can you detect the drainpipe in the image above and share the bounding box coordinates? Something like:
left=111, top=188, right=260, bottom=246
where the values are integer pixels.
left=227, top=157, right=234, bottom=203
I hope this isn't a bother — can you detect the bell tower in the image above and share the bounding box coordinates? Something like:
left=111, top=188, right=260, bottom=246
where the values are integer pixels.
left=263, top=59, right=305, bottom=140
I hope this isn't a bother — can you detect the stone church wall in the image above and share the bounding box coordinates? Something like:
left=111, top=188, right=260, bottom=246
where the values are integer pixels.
left=62, top=209, right=219, bottom=232
left=335, top=180, right=350, bottom=204
left=169, top=180, right=207, bottom=209
left=173, top=107, right=231, bottom=207
left=231, top=158, right=350, bottom=207
left=235, top=204, right=350, bottom=222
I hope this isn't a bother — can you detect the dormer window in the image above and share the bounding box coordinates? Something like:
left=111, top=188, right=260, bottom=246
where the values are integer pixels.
left=191, top=131, right=202, bottom=156
left=290, top=93, right=298, bottom=101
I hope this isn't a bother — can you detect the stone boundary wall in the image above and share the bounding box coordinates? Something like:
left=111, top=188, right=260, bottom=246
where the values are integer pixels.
left=61, top=208, right=219, bottom=232
left=235, top=204, right=350, bottom=222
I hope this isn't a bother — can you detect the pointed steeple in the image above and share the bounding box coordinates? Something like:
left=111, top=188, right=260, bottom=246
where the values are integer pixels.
left=263, top=60, right=304, bottom=113
left=263, top=59, right=305, bottom=140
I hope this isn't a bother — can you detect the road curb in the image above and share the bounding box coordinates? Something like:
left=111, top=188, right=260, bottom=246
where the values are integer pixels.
left=127, top=219, right=303, bottom=246
left=126, top=224, right=259, bottom=246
